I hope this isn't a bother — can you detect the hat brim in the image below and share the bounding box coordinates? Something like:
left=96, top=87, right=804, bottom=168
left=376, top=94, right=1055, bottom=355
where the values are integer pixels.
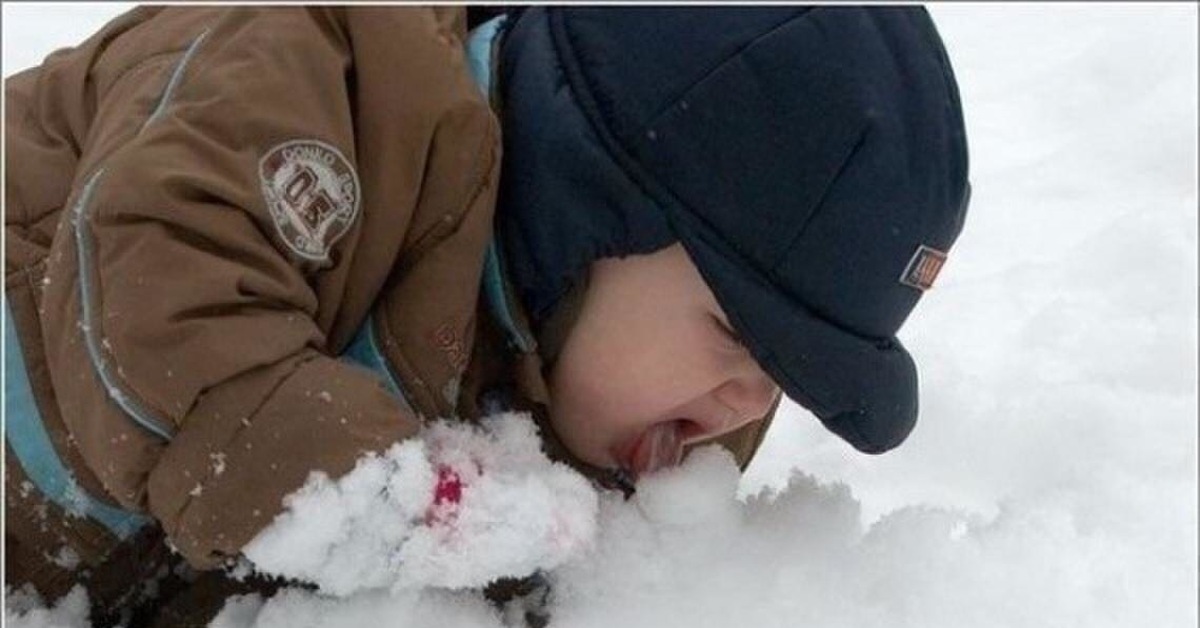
left=679, top=232, right=919, bottom=454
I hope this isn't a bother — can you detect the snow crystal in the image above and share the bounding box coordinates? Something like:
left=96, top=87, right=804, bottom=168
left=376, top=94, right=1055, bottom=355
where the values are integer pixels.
left=48, top=547, right=81, bottom=571
left=211, top=452, right=228, bottom=477
left=61, top=482, right=90, bottom=519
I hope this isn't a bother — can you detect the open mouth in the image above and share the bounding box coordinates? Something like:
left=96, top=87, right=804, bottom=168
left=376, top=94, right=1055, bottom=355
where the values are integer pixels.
left=612, top=419, right=705, bottom=479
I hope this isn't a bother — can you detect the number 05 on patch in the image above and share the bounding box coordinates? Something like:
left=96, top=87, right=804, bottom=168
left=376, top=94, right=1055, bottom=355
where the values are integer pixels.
left=260, top=139, right=361, bottom=263
left=899, top=245, right=948, bottom=291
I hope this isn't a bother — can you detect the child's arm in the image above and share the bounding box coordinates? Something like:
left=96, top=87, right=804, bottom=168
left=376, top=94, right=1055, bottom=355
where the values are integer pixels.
left=30, top=7, right=491, bottom=570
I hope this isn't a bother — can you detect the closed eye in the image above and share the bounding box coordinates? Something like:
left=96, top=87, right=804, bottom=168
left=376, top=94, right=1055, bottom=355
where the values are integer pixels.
left=711, top=314, right=747, bottom=353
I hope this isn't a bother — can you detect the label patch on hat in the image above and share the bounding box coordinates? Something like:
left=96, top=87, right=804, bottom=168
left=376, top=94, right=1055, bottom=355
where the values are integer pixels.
left=899, top=245, right=947, bottom=291
left=260, top=139, right=360, bottom=262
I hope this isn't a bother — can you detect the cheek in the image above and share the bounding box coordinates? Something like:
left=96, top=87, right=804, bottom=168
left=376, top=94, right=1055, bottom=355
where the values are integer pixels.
left=551, top=336, right=641, bottom=426
left=555, top=290, right=722, bottom=408
left=548, top=326, right=662, bottom=464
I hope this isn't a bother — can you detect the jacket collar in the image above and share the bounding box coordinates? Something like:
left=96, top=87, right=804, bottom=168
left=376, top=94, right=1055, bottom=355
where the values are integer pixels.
left=466, top=16, right=538, bottom=355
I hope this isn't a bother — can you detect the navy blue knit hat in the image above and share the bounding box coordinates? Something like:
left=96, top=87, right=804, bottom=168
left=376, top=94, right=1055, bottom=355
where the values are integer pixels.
left=498, top=7, right=971, bottom=453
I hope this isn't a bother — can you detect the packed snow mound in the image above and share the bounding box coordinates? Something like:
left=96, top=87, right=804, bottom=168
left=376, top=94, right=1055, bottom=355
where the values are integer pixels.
left=552, top=448, right=1176, bottom=628
left=243, top=413, right=599, bottom=596
left=213, top=445, right=1188, bottom=628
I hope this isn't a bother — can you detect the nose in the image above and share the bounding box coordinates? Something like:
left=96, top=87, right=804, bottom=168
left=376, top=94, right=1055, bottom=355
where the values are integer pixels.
left=707, top=372, right=781, bottom=435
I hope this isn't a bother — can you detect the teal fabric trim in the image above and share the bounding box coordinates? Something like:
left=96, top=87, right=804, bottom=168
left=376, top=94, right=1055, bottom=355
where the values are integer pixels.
left=341, top=316, right=415, bottom=416
left=73, top=170, right=174, bottom=440
left=466, top=15, right=535, bottom=354
left=4, top=296, right=150, bottom=539
left=483, top=241, right=535, bottom=353
left=466, top=15, right=506, bottom=97
left=340, top=18, right=520, bottom=413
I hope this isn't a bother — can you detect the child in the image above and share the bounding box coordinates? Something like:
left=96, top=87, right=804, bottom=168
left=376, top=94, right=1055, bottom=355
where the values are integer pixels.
left=4, top=5, right=970, bottom=625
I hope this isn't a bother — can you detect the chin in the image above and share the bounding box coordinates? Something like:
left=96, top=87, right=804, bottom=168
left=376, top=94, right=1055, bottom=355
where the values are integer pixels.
left=562, top=433, right=613, bottom=469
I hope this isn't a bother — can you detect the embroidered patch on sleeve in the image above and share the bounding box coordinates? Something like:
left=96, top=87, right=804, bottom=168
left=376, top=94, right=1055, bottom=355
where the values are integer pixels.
left=259, top=139, right=361, bottom=263
left=899, top=244, right=947, bottom=291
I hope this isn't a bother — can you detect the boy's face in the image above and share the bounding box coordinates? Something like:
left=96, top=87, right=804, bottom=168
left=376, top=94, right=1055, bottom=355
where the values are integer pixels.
left=548, top=243, right=781, bottom=479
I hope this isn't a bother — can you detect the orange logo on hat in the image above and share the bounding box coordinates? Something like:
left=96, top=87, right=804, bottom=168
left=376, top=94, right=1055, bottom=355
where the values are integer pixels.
left=899, top=245, right=947, bottom=291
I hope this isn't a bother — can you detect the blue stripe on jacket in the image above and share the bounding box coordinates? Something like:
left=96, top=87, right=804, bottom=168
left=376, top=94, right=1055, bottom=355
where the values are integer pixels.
left=4, top=296, right=150, bottom=539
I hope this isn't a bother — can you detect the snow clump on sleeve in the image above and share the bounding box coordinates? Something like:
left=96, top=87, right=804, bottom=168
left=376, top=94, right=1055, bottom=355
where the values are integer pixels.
left=241, top=412, right=598, bottom=597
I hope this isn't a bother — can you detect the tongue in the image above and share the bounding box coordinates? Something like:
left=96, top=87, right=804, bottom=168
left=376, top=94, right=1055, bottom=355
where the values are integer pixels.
left=636, top=421, right=683, bottom=476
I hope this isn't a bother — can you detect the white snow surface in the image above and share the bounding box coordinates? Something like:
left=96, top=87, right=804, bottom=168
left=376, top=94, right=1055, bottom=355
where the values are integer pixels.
left=4, top=4, right=1198, bottom=628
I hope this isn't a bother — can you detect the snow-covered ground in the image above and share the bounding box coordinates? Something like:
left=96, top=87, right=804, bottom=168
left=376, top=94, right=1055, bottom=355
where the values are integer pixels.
left=5, top=4, right=1198, bottom=628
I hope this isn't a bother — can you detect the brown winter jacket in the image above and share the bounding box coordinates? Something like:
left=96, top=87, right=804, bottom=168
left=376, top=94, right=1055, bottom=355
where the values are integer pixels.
left=4, top=5, right=773, bottom=611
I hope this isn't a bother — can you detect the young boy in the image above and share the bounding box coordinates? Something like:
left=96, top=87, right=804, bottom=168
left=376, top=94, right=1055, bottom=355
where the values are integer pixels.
left=4, top=5, right=970, bottom=625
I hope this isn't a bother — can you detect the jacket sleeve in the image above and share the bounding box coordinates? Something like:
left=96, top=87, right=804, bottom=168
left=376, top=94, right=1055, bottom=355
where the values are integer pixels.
left=35, top=7, right=473, bottom=568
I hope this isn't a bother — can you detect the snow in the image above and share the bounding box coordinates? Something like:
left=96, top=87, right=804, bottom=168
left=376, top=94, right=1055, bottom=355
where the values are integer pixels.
left=208, top=589, right=504, bottom=628
left=3, top=4, right=1197, bottom=628
left=4, top=586, right=89, bottom=628
left=242, top=415, right=597, bottom=596
left=550, top=449, right=1178, bottom=628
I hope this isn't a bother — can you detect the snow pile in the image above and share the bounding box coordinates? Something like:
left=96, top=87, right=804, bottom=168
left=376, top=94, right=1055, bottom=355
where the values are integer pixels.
left=553, top=448, right=1186, bottom=628
left=4, top=586, right=90, bottom=628
left=213, top=444, right=1191, bottom=628
left=243, top=414, right=598, bottom=596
